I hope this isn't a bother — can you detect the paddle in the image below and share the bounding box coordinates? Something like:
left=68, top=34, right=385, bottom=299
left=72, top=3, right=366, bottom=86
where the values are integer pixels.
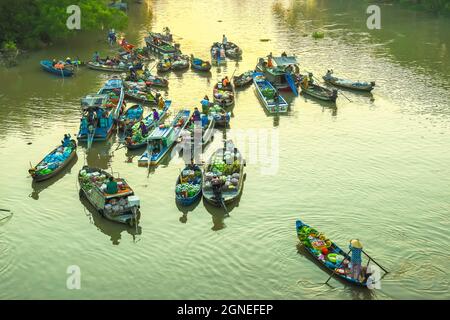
left=362, top=250, right=389, bottom=274
left=325, top=249, right=352, bottom=285
left=0, top=209, right=11, bottom=212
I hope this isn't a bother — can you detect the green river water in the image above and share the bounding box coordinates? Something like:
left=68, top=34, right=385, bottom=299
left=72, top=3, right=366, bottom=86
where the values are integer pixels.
left=0, top=0, right=449, bottom=299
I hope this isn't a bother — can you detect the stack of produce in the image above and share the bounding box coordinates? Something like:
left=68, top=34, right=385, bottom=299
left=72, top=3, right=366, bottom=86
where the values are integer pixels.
left=261, top=87, right=275, bottom=100
left=176, top=169, right=202, bottom=198
left=35, top=146, right=73, bottom=175
left=104, top=197, right=130, bottom=216
left=204, top=150, right=241, bottom=192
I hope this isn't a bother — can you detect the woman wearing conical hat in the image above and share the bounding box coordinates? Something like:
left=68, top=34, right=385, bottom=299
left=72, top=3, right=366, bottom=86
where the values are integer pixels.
left=349, top=239, right=363, bottom=280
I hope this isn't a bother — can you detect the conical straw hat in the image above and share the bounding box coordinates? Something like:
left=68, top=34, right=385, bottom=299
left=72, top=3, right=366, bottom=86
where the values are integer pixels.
left=351, top=239, right=363, bottom=249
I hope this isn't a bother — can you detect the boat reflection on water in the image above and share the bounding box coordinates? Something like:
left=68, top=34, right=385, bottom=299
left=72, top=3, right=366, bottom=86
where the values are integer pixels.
left=29, top=154, right=78, bottom=200
left=79, top=193, right=142, bottom=245
left=202, top=188, right=244, bottom=231
left=175, top=197, right=201, bottom=224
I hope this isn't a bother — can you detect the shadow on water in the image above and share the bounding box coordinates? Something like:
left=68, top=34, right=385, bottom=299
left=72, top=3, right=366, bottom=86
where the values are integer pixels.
left=296, top=244, right=376, bottom=300
left=29, top=154, right=78, bottom=200
left=299, top=93, right=338, bottom=116
left=79, top=193, right=142, bottom=245
left=82, top=139, right=115, bottom=169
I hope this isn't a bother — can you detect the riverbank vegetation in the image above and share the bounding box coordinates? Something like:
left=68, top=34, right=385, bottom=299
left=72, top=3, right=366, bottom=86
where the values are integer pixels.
left=0, top=0, right=128, bottom=51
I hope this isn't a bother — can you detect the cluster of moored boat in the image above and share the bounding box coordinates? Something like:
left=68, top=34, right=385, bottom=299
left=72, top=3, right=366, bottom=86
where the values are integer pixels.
left=31, top=27, right=385, bottom=287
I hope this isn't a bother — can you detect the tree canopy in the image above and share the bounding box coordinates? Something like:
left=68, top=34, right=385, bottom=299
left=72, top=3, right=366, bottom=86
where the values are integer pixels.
left=0, top=0, right=128, bottom=49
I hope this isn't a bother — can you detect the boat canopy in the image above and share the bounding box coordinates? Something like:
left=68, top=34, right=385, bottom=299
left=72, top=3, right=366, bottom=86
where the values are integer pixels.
left=273, top=56, right=298, bottom=66
left=104, top=78, right=123, bottom=89
left=81, top=94, right=110, bottom=110
left=148, top=126, right=173, bottom=140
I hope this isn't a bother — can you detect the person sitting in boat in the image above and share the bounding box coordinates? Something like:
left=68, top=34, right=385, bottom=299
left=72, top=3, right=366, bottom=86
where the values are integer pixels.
left=52, top=59, right=57, bottom=67
left=61, top=134, right=72, bottom=147
left=349, top=239, right=363, bottom=281
left=219, top=46, right=226, bottom=59
left=308, top=72, right=314, bottom=85
left=152, top=108, right=160, bottom=122
left=65, top=57, right=72, bottom=65
left=302, top=75, right=309, bottom=89
left=281, top=51, right=287, bottom=57
left=222, top=76, right=230, bottom=88
left=93, top=51, right=100, bottom=63
left=324, top=69, right=333, bottom=80
left=129, top=66, right=137, bottom=81
left=106, top=177, right=118, bottom=195
left=222, top=34, right=228, bottom=46
left=192, top=107, right=201, bottom=122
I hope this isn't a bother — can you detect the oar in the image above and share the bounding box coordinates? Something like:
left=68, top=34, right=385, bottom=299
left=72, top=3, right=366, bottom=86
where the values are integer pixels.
left=325, top=249, right=351, bottom=285
left=0, top=209, right=11, bottom=212
left=337, top=89, right=352, bottom=103
left=362, top=250, right=389, bottom=274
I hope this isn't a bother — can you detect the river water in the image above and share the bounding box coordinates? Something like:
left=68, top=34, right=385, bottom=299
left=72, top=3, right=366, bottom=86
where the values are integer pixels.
left=0, top=0, right=449, bottom=299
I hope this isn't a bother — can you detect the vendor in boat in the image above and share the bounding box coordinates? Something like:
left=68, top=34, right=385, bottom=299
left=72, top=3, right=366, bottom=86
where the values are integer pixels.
left=222, top=34, right=228, bottom=46
left=152, top=108, right=160, bottom=122
left=219, top=45, right=226, bottom=60
left=267, top=52, right=274, bottom=68
left=65, top=57, right=72, bottom=65
left=61, top=134, right=72, bottom=147
left=349, top=239, right=363, bottom=281
left=106, top=177, right=118, bottom=195
left=222, top=76, right=230, bottom=88
left=139, top=121, right=148, bottom=136
left=129, top=66, right=137, bottom=81
left=302, top=75, right=309, bottom=89
left=325, top=69, right=333, bottom=79
left=158, top=96, right=165, bottom=109
left=281, top=51, right=287, bottom=57
left=192, top=107, right=201, bottom=122
left=93, top=51, right=100, bottom=63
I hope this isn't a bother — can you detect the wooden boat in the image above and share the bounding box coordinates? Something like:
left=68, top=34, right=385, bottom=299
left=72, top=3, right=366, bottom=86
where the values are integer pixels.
left=87, top=61, right=128, bottom=73
left=144, top=31, right=180, bottom=56
left=213, top=81, right=235, bottom=107
left=296, top=219, right=368, bottom=287
left=175, top=165, right=203, bottom=206
left=157, top=60, right=171, bottom=73
left=77, top=77, right=125, bottom=147
left=233, top=71, right=254, bottom=88
left=79, top=166, right=141, bottom=226
left=203, top=104, right=231, bottom=127
left=124, top=87, right=157, bottom=104
left=224, top=42, right=243, bottom=59
left=125, top=100, right=172, bottom=150
left=29, top=140, right=77, bottom=182
left=210, top=43, right=228, bottom=66
left=253, top=72, right=288, bottom=114
left=202, top=140, right=245, bottom=206
left=190, top=55, right=212, bottom=72
left=118, top=104, right=144, bottom=132
left=301, top=81, right=338, bottom=102
left=137, top=109, right=191, bottom=166
left=323, top=71, right=375, bottom=92
left=40, top=60, right=74, bottom=77
left=255, top=55, right=300, bottom=93
left=171, top=55, right=190, bottom=71
left=136, top=74, right=169, bottom=88
left=184, top=113, right=215, bottom=149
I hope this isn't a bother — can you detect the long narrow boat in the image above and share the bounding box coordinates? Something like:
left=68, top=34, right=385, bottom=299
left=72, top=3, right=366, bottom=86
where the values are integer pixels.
left=175, top=165, right=203, bottom=206
left=233, top=71, right=253, bottom=88
left=87, top=61, right=128, bottom=73
left=118, top=104, right=144, bottom=133
left=79, top=166, right=141, bottom=226
left=322, top=71, right=375, bottom=92
left=137, top=109, right=191, bottom=167
left=77, top=77, right=125, bottom=146
left=125, top=100, right=172, bottom=150
left=126, top=74, right=170, bottom=88
left=202, top=103, right=231, bottom=127
left=255, top=55, right=300, bottom=93
left=171, top=55, right=190, bottom=71
left=295, top=219, right=368, bottom=287
left=190, top=55, right=212, bottom=72
left=301, top=82, right=338, bottom=102
left=184, top=114, right=215, bottom=149
left=124, top=87, right=157, bottom=104
left=253, top=73, right=288, bottom=114
left=224, top=42, right=243, bottom=59
left=202, top=140, right=245, bottom=206
left=145, top=31, right=180, bottom=56
left=40, top=60, right=74, bottom=77
left=29, top=140, right=77, bottom=182
left=213, top=81, right=235, bottom=107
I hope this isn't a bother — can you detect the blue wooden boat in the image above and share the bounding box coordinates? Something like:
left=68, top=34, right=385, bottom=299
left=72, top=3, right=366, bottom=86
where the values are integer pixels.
left=77, top=77, right=125, bottom=148
left=190, top=55, right=212, bottom=72
left=323, top=71, right=375, bottom=92
left=137, top=109, right=191, bottom=167
left=253, top=73, right=288, bottom=114
left=40, top=60, right=74, bottom=77
left=29, top=139, right=77, bottom=182
left=125, top=100, right=172, bottom=150
left=118, top=104, right=144, bottom=133
left=296, top=220, right=368, bottom=287
left=175, top=165, right=203, bottom=206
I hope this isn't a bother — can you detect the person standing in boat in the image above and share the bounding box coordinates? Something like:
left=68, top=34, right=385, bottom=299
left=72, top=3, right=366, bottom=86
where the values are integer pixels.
left=222, top=34, right=228, bottom=46
left=267, top=52, right=274, bottom=68
left=93, top=51, right=100, bottom=63
left=157, top=96, right=165, bottom=110
left=61, top=134, right=71, bottom=147
left=219, top=45, right=226, bottom=60
left=281, top=51, right=287, bottom=57
left=192, top=107, right=201, bottom=122
left=139, top=121, right=148, bottom=136
left=152, top=108, right=160, bottom=122
left=349, top=239, right=363, bottom=281
left=201, top=96, right=210, bottom=113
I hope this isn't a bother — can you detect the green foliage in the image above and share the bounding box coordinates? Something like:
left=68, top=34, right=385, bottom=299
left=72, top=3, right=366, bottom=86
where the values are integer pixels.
left=0, top=0, right=128, bottom=49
